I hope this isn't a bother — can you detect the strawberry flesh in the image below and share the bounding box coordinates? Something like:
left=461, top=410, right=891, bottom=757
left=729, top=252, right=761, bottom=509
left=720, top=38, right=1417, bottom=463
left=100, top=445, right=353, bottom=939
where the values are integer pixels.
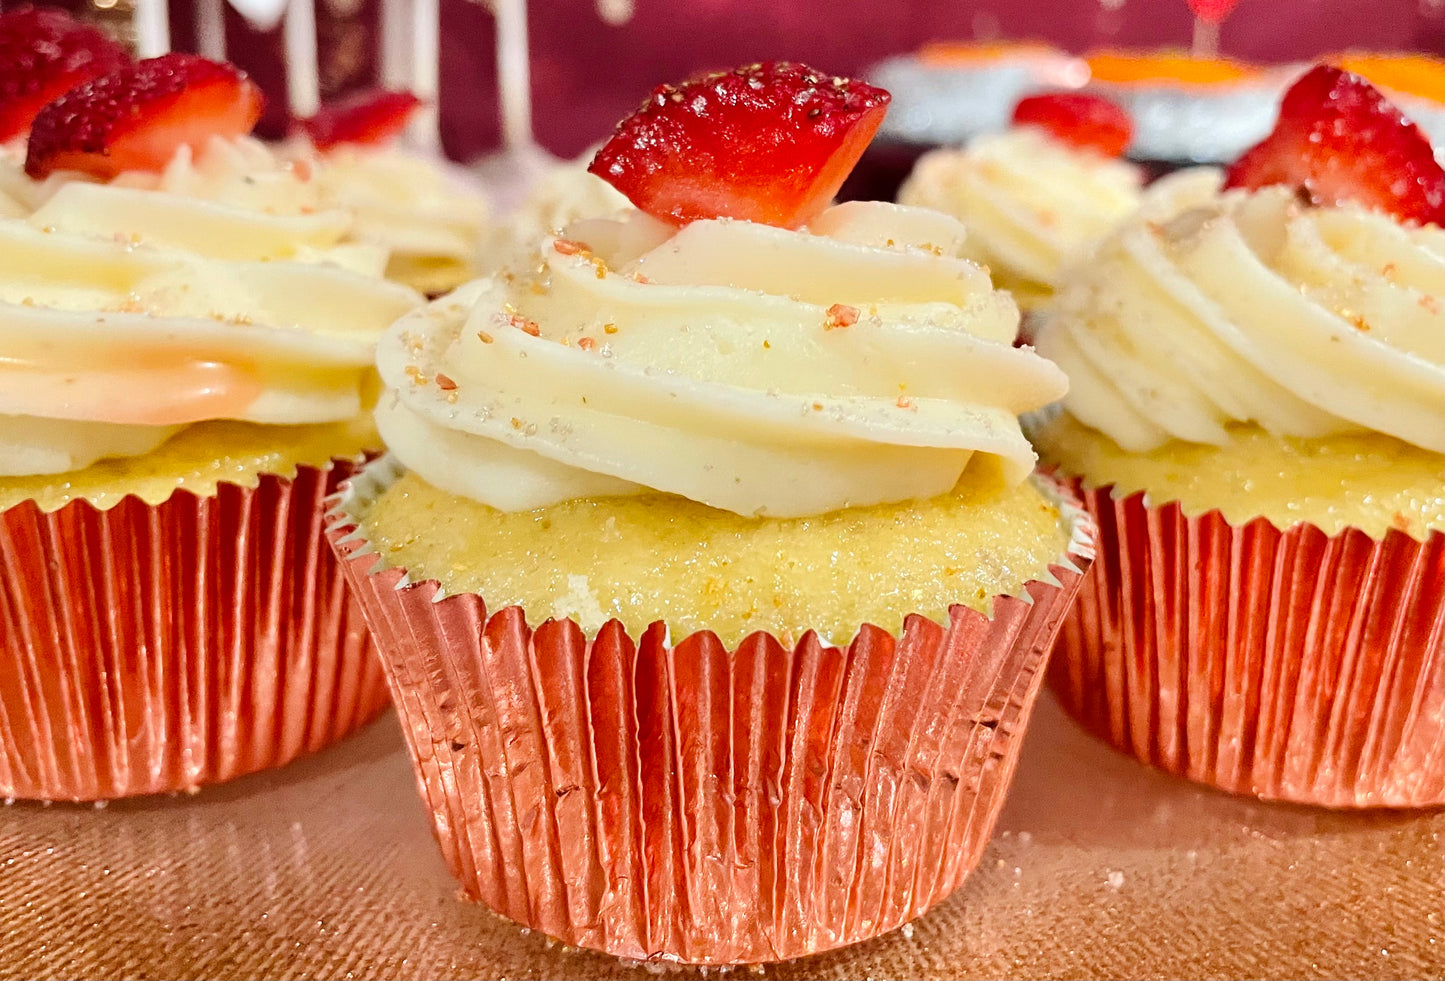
left=25, top=53, right=263, bottom=180
left=0, top=5, right=129, bottom=142
left=589, top=61, right=890, bottom=228
left=1225, top=65, right=1443, bottom=227
left=1186, top=0, right=1240, bottom=23
left=1011, top=92, right=1133, bottom=157
left=300, top=88, right=422, bottom=149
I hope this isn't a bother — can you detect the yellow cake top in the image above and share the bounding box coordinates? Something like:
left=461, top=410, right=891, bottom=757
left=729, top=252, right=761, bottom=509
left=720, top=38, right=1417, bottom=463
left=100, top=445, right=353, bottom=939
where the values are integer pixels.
left=0, top=416, right=376, bottom=514
left=356, top=456, right=1079, bottom=646
left=1035, top=414, right=1443, bottom=540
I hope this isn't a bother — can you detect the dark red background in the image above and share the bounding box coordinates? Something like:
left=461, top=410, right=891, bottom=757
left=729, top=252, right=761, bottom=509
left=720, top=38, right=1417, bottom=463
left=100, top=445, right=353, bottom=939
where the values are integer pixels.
left=5, top=0, right=1442, bottom=160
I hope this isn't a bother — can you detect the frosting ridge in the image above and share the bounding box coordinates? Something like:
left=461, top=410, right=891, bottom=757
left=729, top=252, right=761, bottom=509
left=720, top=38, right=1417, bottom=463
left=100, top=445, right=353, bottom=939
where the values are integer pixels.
left=898, top=128, right=1143, bottom=291
left=1037, top=181, right=1445, bottom=453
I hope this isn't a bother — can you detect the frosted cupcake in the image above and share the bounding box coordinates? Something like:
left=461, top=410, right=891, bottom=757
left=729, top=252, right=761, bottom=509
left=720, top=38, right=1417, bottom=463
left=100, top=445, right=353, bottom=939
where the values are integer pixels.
left=290, top=90, right=489, bottom=295
left=1033, top=66, right=1444, bottom=808
left=328, top=62, right=1094, bottom=964
left=1, top=54, right=421, bottom=801
left=899, top=93, right=1142, bottom=311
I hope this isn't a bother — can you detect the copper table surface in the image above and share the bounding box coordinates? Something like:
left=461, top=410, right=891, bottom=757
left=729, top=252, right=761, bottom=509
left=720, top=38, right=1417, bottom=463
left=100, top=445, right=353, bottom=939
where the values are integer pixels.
left=1, top=692, right=1439, bottom=981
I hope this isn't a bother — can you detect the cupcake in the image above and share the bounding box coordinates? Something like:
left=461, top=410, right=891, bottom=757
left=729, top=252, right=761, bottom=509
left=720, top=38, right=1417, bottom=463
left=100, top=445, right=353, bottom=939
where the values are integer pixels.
left=327, top=62, right=1094, bottom=964
left=290, top=90, right=490, bottom=296
left=898, top=93, right=1143, bottom=312
left=1, top=53, right=422, bottom=801
left=1033, top=65, right=1444, bottom=808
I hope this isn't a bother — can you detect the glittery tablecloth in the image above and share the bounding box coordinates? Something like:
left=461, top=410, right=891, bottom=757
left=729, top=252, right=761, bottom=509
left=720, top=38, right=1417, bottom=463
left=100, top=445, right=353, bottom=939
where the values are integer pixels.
left=1, top=693, right=1439, bottom=980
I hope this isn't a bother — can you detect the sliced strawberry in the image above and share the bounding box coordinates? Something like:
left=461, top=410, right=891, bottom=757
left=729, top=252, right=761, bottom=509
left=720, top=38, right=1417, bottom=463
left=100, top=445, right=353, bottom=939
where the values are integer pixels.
left=25, top=53, right=263, bottom=180
left=1225, top=65, right=1444, bottom=227
left=588, top=61, right=890, bottom=228
left=0, top=5, right=130, bottom=142
left=1011, top=92, right=1133, bottom=157
left=300, top=88, right=422, bottom=150
left=1186, top=0, right=1240, bottom=23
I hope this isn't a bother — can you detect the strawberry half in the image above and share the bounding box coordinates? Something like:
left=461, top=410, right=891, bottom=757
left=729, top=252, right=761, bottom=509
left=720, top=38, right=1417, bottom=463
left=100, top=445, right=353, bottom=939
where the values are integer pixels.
left=25, top=53, right=264, bottom=180
left=1011, top=92, right=1133, bottom=157
left=588, top=61, right=890, bottom=228
left=0, top=5, right=130, bottom=142
left=1225, top=65, right=1444, bottom=227
left=300, top=88, right=422, bottom=150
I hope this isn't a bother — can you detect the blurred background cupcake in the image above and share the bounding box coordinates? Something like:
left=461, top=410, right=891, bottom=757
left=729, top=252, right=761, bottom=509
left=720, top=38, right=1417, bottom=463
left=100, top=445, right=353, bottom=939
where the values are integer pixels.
left=1032, top=64, right=1444, bottom=808
left=898, top=91, right=1143, bottom=313
left=286, top=89, right=491, bottom=295
left=0, top=32, right=421, bottom=800
left=328, top=62, right=1094, bottom=963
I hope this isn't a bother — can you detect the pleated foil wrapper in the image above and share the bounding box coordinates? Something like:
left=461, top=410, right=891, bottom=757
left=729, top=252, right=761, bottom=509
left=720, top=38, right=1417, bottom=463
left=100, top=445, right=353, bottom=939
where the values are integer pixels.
left=326, top=456, right=1096, bottom=965
left=1051, top=481, right=1444, bottom=809
left=0, top=459, right=390, bottom=802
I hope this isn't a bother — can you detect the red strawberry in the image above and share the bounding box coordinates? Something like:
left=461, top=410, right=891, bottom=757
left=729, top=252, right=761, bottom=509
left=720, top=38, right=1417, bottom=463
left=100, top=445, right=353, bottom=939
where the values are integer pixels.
left=0, top=5, right=130, bottom=142
left=300, top=88, right=422, bottom=150
left=588, top=61, right=890, bottom=228
left=1225, top=65, right=1444, bottom=227
left=25, top=53, right=263, bottom=180
left=1186, top=0, right=1240, bottom=23
left=1011, top=92, right=1133, bottom=157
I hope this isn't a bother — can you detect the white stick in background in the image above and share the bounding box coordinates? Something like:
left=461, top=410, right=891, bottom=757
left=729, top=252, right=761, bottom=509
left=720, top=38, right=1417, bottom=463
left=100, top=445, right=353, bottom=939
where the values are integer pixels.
left=1191, top=17, right=1221, bottom=59
left=194, top=0, right=226, bottom=60
left=132, top=0, right=171, bottom=56
left=410, top=0, right=441, bottom=150
left=379, top=0, right=415, bottom=89
left=379, top=0, right=439, bottom=149
left=473, top=0, right=554, bottom=213
left=492, top=0, right=532, bottom=150
left=284, top=0, right=321, bottom=118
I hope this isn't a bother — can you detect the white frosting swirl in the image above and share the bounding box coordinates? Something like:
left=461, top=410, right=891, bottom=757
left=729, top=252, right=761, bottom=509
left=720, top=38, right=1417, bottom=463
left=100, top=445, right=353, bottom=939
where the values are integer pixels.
left=0, top=139, right=422, bottom=476
left=377, top=202, right=1067, bottom=517
left=480, top=157, right=630, bottom=272
left=1036, top=177, right=1445, bottom=453
left=898, top=128, right=1143, bottom=291
left=292, top=143, right=489, bottom=291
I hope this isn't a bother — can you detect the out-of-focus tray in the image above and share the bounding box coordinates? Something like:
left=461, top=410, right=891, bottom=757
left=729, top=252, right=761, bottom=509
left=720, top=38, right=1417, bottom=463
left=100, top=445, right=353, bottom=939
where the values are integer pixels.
left=0, top=692, right=1439, bottom=980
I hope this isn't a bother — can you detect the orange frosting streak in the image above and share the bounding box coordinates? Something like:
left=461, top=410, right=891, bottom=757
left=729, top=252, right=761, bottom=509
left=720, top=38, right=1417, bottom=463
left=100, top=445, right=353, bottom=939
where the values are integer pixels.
left=919, top=41, right=1065, bottom=67
left=1330, top=53, right=1445, bottom=104
left=1086, top=50, right=1260, bottom=86
left=1, top=354, right=265, bottom=425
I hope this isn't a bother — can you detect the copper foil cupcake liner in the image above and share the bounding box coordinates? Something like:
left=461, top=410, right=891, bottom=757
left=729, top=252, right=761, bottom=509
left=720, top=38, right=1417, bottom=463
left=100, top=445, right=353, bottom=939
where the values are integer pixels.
left=325, top=456, right=1095, bottom=964
left=0, top=459, right=390, bottom=802
left=1051, top=480, right=1444, bottom=809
